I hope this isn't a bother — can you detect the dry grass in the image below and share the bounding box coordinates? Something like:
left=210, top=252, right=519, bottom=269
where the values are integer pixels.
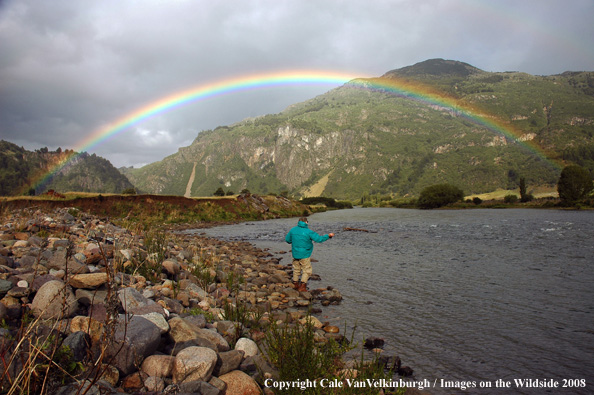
left=466, top=186, right=559, bottom=200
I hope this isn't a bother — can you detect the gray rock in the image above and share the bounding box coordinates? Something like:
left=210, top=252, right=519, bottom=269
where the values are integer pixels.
left=144, top=376, right=165, bottom=392
left=31, top=280, right=78, bottom=319
left=75, top=288, right=108, bottom=306
left=184, top=314, right=207, bottom=328
left=235, top=337, right=258, bottom=357
left=62, top=331, right=90, bottom=362
left=179, top=380, right=222, bottom=395
left=168, top=316, right=229, bottom=351
left=195, top=327, right=230, bottom=352
left=213, top=350, right=244, bottom=376
left=31, top=274, right=57, bottom=292
left=105, top=315, right=162, bottom=375
left=0, top=279, right=12, bottom=296
left=118, top=286, right=164, bottom=316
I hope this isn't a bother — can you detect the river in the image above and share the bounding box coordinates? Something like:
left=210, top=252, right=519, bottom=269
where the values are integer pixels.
left=197, top=208, right=594, bottom=394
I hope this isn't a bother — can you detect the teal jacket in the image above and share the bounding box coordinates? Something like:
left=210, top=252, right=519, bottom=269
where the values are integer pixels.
left=285, top=221, right=330, bottom=259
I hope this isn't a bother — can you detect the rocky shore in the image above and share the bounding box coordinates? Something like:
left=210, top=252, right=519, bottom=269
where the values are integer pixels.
left=0, top=206, right=348, bottom=394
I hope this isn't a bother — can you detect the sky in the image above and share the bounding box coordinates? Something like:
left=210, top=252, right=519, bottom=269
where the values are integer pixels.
left=1, top=0, right=593, bottom=168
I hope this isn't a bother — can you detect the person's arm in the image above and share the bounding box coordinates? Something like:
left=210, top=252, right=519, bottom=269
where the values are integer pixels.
left=285, top=231, right=292, bottom=244
left=309, top=230, right=332, bottom=243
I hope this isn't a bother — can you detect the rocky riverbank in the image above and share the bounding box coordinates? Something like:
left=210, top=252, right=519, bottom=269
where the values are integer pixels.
left=0, top=206, right=351, bottom=394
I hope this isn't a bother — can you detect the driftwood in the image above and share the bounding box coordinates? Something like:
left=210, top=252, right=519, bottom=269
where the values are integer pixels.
left=343, top=227, right=370, bottom=232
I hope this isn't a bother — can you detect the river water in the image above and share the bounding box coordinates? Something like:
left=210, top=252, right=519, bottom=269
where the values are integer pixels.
left=197, top=208, right=594, bottom=394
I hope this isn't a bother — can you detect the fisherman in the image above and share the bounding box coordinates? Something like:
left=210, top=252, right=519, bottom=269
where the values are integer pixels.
left=285, top=217, right=334, bottom=292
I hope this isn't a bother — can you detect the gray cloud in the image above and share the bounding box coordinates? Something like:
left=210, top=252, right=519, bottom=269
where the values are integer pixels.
left=1, top=0, right=593, bottom=167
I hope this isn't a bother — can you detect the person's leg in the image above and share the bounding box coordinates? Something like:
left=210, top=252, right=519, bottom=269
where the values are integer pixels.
left=299, top=258, right=312, bottom=291
left=292, top=258, right=302, bottom=288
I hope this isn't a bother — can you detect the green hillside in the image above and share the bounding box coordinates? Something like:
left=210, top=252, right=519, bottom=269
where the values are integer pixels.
left=121, top=59, right=593, bottom=199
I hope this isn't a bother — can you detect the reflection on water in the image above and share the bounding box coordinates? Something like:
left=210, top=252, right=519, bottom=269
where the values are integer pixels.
left=198, top=208, right=594, bottom=394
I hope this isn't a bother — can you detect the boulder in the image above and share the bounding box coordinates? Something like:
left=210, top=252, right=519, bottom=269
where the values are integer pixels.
left=234, top=337, right=258, bottom=357
left=173, top=346, right=218, bottom=384
left=168, top=317, right=229, bottom=352
left=140, top=354, right=176, bottom=378
left=213, top=349, right=244, bottom=376
left=219, top=370, right=263, bottom=395
left=31, top=280, right=78, bottom=319
left=62, top=331, right=90, bottom=362
left=118, top=287, right=164, bottom=316
left=105, top=315, right=162, bottom=375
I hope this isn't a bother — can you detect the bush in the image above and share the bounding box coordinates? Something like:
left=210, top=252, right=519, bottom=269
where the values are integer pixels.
left=122, top=188, right=137, bottom=195
left=417, top=184, right=464, bottom=209
left=213, top=187, right=226, bottom=196
left=557, top=165, right=593, bottom=204
left=472, top=197, right=483, bottom=205
left=504, top=194, right=518, bottom=203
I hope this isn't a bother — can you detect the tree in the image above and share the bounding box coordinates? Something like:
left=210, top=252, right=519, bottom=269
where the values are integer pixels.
left=213, top=187, right=226, bottom=196
left=519, top=177, right=534, bottom=202
left=417, top=184, right=464, bottom=209
left=557, top=165, right=593, bottom=204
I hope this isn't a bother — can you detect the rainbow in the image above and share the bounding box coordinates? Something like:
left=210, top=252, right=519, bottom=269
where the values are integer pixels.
left=28, top=69, right=562, bottom=193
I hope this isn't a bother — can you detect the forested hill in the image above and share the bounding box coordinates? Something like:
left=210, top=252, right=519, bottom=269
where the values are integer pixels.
left=0, top=140, right=134, bottom=196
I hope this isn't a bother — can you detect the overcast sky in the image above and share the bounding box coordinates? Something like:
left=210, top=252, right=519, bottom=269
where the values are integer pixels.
left=1, top=0, right=593, bottom=168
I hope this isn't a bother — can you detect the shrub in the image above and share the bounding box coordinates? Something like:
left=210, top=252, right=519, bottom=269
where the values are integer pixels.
left=213, top=187, right=226, bottom=196
left=121, top=188, right=137, bottom=195
left=557, top=165, right=593, bottom=204
left=417, top=184, right=464, bottom=209
left=504, top=194, right=518, bottom=203
left=472, top=197, right=483, bottom=205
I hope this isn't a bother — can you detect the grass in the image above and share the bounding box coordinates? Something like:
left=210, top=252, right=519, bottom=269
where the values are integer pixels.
left=260, top=314, right=405, bottom=395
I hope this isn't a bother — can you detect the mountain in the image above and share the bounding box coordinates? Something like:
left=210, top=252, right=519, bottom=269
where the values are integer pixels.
left=0, top=140, right=135, bottom=196
left=127, top=59, right=590, bottom=199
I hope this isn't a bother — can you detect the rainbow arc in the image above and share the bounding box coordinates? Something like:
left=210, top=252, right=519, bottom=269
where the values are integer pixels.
left=28, top=70, right=561, bottom=193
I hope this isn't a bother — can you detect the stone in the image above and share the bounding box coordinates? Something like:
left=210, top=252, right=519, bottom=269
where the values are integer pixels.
left=213, top=350, right=244, bottom=376
left=218, top=370, right=263, bottom=395
left=96, top=364, right=119, bottom=387
left=141, top=355, right=176, bottom=378
left=364, top=336, right=385, bottom=349
left=0, top=279, right=12, bottom=296
left=195, top=327, right=230, bottom=352
left=234, top=337, right=258, bottom=357
left=299, top=315, right=323, bottom=328
left=75, top=288, right=108, bottom=306
left=178, top=380, right=222, bottom=395
left=173, top=346, right=218, bottom=384
left=105, top=315, right=162, bottom=375
left=31, top=280, right=78, bottom=319
left=144, top=376, right=165, bottom=392
left=162, top=259, right=181, bottom=276
left=140, top=312, right=169, bottom=334
left=118, top=286, right=164, bottom=316
left=70, top=316, right=104, bottom=344
left=62, top=331, right=90, bottom=362
left=208, top=376, right=228, bottom=394
left=185, top=314, right=207, bottom=328
left=68, top=273, right=108, bottom=289
left=323, top=325, right=340, bottom=333
left=121, top=371, right=148, bottom=392
left=16, top=280, right=28, bottom=288
left=31, top=274, right=58, bottom=292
